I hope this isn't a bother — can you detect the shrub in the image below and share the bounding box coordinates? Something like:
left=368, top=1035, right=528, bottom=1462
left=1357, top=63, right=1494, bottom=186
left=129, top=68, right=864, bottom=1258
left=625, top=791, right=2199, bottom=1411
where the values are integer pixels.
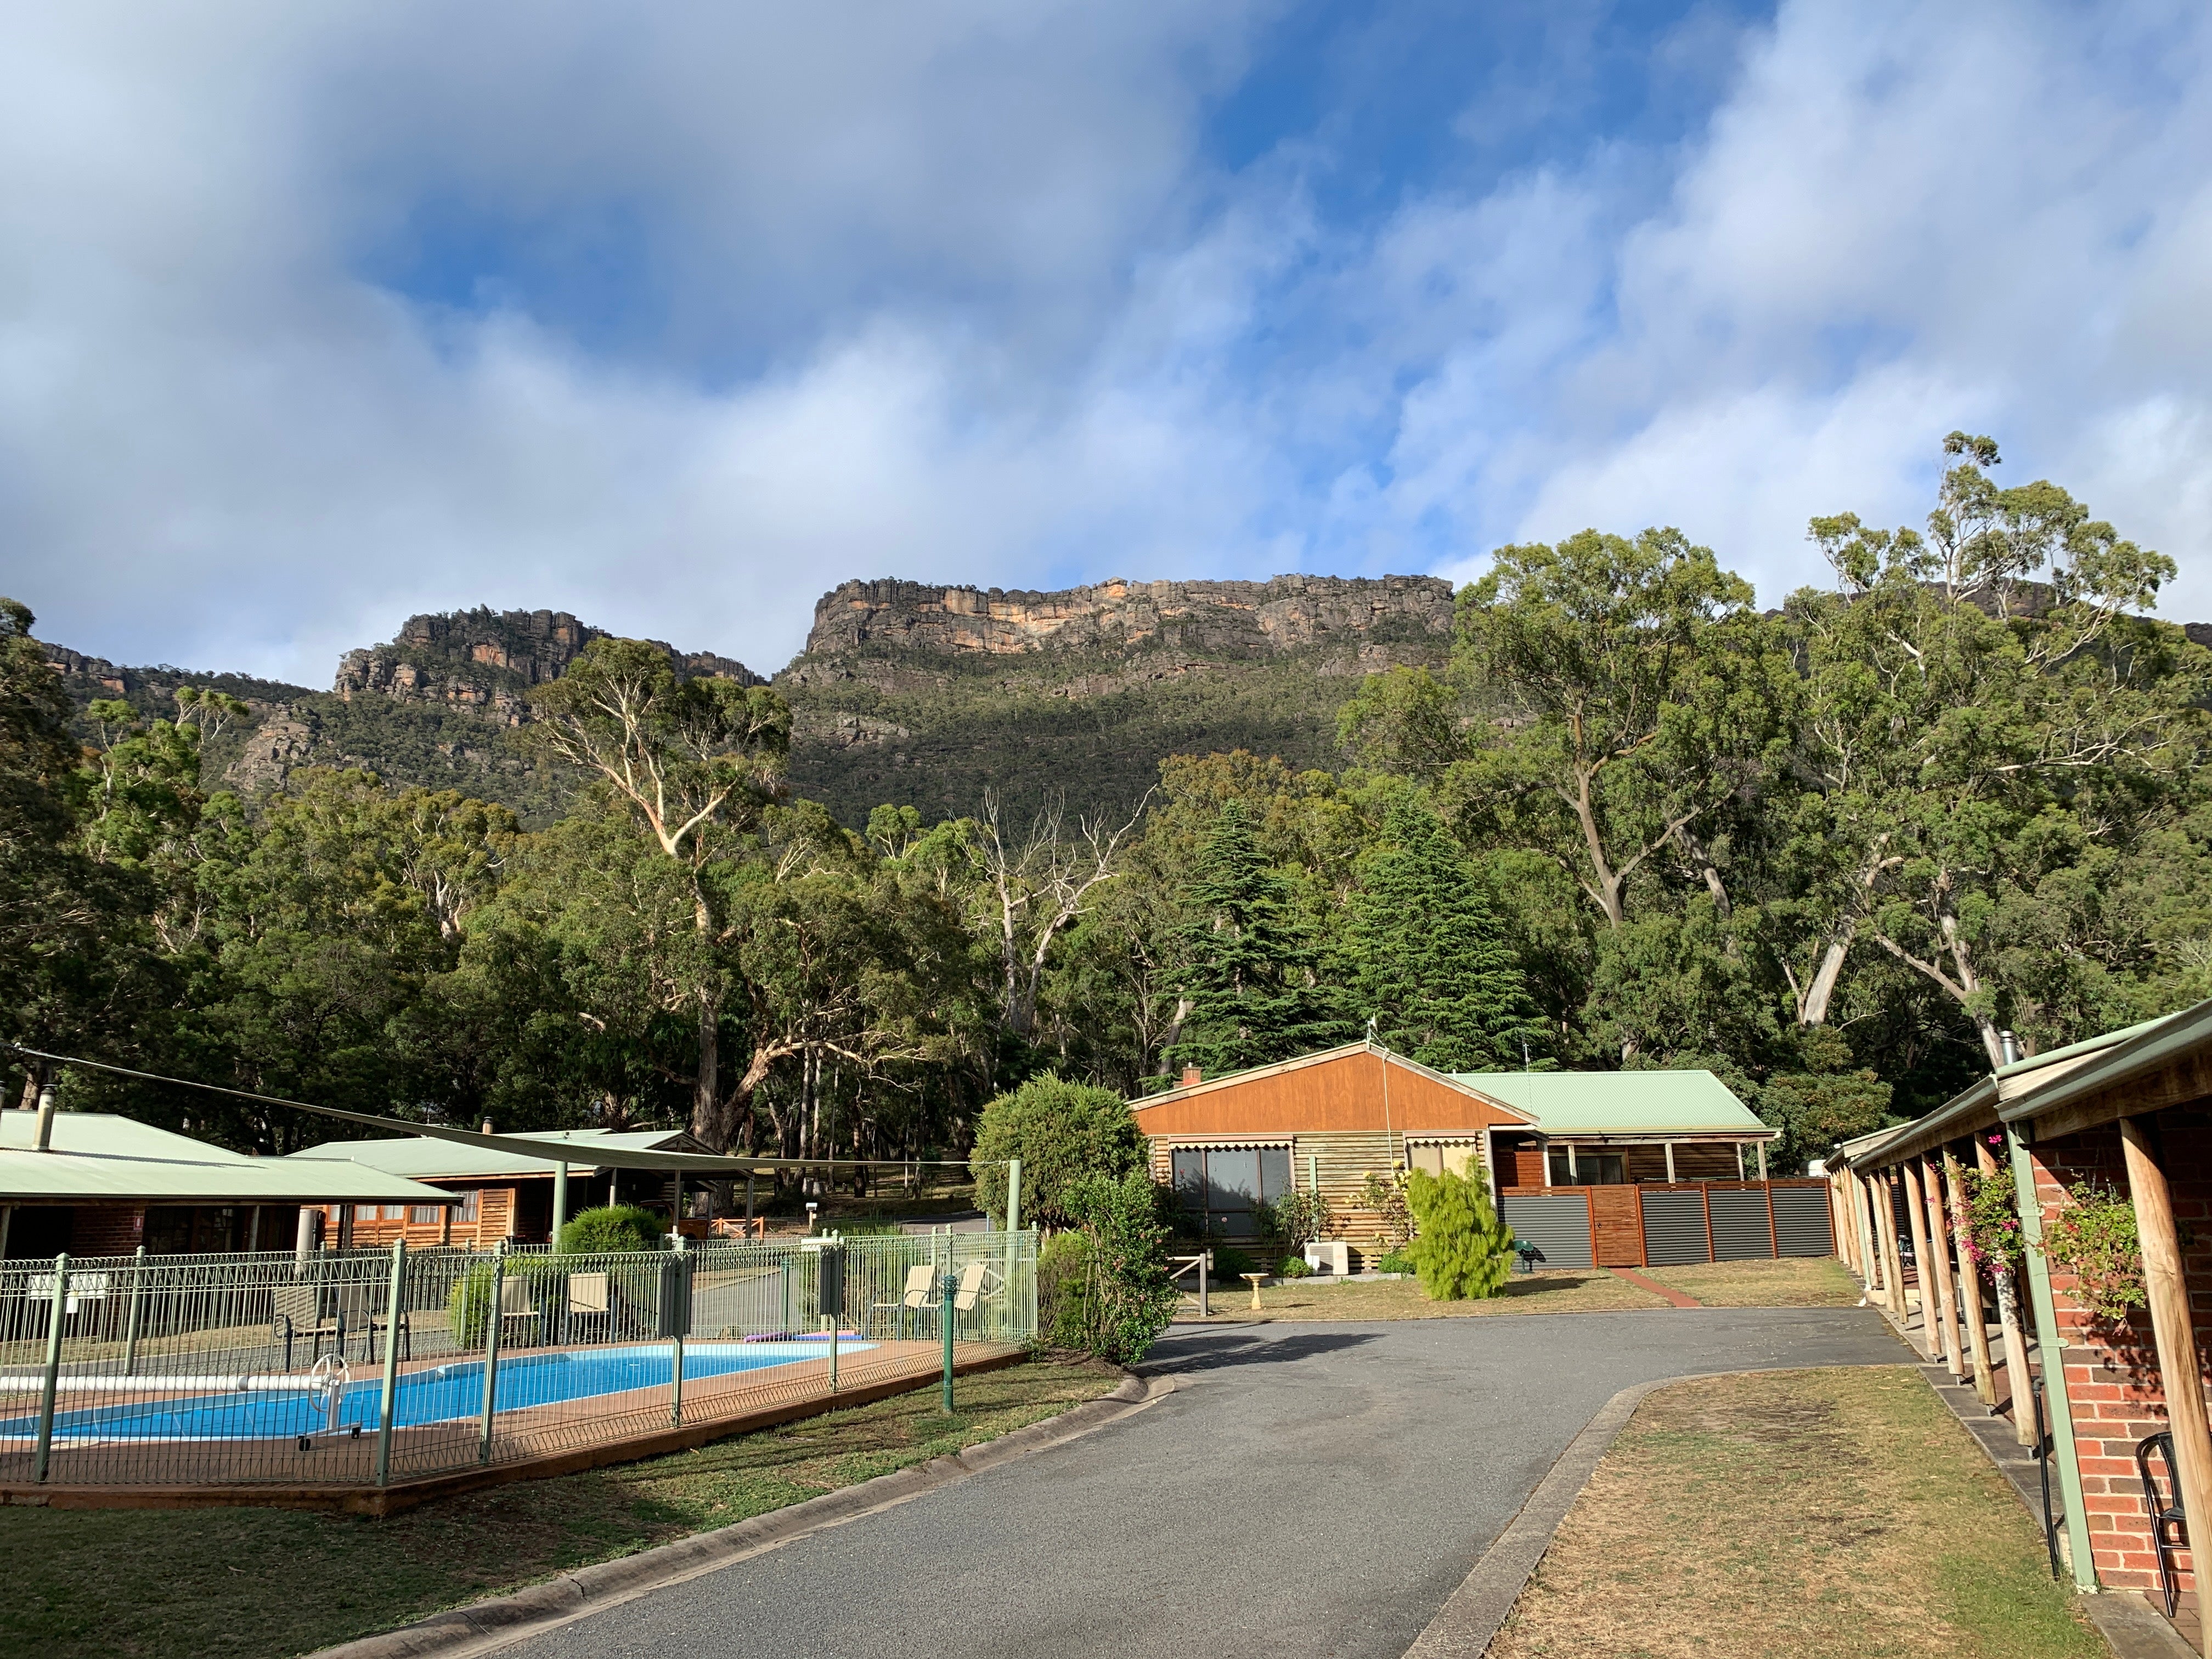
left=1056, top=1170, right=1181, bottom=1364
left=1259, top=1189, right=1335, bottom=1255
left=1404, top=1166, right=1514, bottom=1300
left=1038, top=1230, right=1095, bottom=1348
left=446, top=1257, right=563, bottom=1350
left=1208, top=1245, right=1257, bottom=1280
left=555, top=1204, right=667, bottom=1255
left=1358, top=1170, right=1413, bottom=1251
left=1373, top=1248, right=1415, bottom=1275
left=2042, top=1183, right=2146, bottom=1322
left=970, top=1075, right=1146, bottom=1229
left=1956, top=1164, right=2024, bottom=1273
left=1276, top=1255, right=1312, bottom=1278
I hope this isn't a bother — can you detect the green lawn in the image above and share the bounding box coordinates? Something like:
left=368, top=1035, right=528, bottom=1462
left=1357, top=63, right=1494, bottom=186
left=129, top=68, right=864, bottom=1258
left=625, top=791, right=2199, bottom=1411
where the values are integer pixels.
left=1180, top=1269, right=1669, bottom=1321
left=0, top=1358, right=1122, bottom=1659
left=1640, top=1256, right=1863, bottom=1307
left=1489, top=1367, right=2100, bottom=1659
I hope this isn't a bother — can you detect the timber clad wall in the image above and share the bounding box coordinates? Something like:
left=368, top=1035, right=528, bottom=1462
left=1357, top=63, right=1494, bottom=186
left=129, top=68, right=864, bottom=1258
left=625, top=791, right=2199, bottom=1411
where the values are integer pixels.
left=1132, top=1049, right=1526, bottom=1137
left=2027, top=1116, right=2212, bottom=1616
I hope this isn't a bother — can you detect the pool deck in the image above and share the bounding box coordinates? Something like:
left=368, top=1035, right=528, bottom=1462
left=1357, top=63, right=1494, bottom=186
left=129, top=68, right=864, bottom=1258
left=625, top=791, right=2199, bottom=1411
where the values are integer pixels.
left=0, top=1339, right=1026, bottom=1514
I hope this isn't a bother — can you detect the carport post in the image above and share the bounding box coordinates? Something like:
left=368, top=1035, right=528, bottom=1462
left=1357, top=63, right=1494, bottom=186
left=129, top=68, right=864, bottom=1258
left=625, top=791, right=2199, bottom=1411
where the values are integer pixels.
left=2120, top=1116, right=2212, bottom=1651
left=1918, top=1154, right=1964, bottom=1379
left=553, top=1162, right=569, bottom=1244
left=1755, top=1143, right=1767, bottom=1180
left=2007, top=1125, right=2097, bottom=1588
left=1901, top=1160, right=1936, bottom=1354
left=1943, top=1147, right=1997, bottom=1406
left=1977, top=1135, right=2035, bottom=1447
left=1663, top=1143, right=1676, bottom=1184
left=32, top=1253, right=67, bottom=1483
left=374, top=1240, right=406, bottom=1487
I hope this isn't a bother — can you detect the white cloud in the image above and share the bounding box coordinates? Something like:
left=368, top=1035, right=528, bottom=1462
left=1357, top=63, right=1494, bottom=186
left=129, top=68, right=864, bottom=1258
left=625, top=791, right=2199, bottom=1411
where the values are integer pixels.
left=4, top=0, right=2212, bottom=693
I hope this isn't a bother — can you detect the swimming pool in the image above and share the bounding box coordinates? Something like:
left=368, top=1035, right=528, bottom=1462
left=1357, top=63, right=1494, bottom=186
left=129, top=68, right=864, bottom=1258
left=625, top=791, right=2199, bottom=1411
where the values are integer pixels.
left=1, top=1340, right=876, bottom=1444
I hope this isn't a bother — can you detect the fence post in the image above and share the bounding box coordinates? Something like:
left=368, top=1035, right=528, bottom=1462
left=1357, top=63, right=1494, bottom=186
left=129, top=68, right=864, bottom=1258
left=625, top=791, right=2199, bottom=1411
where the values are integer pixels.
left=373, top=1240, right=406, bottom=1487
left=33, top=1253, right=68, bottom=1484
left=122, top=1245, right=145, bottom=1373
left=478, top=1251, right=505, bottom=1465
left=1006, top=1159, right=1021, bottom=1233
left=1199, top=1249, right=1210, bottom=1319
left=670, top=1234, right=688, bottom=1427
left=939, top=1267, right=955, bottom=1414
left=827, top=1314, right=838, bottom=1393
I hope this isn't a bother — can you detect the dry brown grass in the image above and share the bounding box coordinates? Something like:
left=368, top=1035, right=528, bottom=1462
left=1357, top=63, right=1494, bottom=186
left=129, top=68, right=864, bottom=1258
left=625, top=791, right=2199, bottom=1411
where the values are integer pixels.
left=1178, top=1269, right=1669, bottom=1323
left=1488, top=1367, right=2101, bottom=1659
left=1639, top=1256, right=1862, bottom=1307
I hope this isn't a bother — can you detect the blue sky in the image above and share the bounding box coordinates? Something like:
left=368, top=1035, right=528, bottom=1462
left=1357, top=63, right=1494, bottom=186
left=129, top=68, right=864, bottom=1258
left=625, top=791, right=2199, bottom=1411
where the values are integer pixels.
left=4, top=1, right=2210, bottom=683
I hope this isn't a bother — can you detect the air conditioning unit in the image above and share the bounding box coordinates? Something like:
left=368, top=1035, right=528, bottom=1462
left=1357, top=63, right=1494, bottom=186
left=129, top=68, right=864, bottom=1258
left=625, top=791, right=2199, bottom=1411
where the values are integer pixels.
left=1304, top=1240, right=1350, bottom=1276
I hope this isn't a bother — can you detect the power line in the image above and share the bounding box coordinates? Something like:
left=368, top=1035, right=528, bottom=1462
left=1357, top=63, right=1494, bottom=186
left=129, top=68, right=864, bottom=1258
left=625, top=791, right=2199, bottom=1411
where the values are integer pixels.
left=1, top=1043, right=988, bottom=1175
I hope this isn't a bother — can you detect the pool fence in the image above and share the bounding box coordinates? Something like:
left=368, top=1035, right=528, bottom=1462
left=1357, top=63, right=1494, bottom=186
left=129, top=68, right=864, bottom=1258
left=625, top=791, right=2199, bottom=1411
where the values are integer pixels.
left=0, top=1229, right=1036, bottom=1499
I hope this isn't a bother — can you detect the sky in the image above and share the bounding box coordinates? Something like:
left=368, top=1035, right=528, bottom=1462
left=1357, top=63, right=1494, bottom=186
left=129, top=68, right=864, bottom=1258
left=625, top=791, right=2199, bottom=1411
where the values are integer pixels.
left=4, top=0, right=2211, bottom=686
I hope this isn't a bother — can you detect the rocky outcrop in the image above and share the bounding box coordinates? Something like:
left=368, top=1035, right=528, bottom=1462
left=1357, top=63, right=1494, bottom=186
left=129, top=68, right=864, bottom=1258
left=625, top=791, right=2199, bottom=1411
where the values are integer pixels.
left=335, top=607, right=761, bottom=724
left=799, top=575, right=1455, bottom=662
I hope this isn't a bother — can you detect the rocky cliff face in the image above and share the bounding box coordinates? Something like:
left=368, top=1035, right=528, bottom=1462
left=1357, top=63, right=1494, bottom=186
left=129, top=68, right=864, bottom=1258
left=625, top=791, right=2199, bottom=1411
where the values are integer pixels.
left=800, top=574, right=1454, bottom=662
left=335, top=607, right=760, bottom=724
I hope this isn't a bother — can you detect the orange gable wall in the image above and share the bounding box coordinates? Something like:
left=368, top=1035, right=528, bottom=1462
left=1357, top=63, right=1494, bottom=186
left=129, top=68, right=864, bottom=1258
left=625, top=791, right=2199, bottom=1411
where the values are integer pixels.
left=1128, top=1049, right=1526, bottom=1136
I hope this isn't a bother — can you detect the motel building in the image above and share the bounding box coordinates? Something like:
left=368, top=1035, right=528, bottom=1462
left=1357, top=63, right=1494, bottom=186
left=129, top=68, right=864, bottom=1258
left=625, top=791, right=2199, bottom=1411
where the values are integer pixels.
left=1129, top=1041, right=1835, bottom=1269
left=284, top=1126, right=713, bottom=1249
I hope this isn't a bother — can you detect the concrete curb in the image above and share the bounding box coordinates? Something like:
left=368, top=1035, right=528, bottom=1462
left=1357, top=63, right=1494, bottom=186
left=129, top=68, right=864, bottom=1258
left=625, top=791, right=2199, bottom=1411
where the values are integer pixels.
left=307, top=1370, right=1175, bottom=1659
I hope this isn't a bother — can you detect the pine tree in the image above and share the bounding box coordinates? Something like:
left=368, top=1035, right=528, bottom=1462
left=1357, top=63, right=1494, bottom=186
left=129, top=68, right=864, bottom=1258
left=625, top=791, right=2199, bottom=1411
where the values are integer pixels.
left=1346, top=800, right=1547, bottom=1071
left=1165, top=800, right=1350, bottom=1077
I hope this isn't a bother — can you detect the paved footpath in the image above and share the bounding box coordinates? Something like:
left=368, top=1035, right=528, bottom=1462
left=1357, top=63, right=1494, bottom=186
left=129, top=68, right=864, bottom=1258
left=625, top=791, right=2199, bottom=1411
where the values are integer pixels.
left=500, top=1309, right=1905, bottom=1659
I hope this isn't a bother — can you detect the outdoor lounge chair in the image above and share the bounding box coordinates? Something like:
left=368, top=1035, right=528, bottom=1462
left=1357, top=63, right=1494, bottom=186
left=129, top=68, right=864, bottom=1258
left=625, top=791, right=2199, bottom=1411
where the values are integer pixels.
left=562, top=1272, right=612, bottom=1344
left=334, top=1282, right=411, bottom=1364
left=2137, top=1431, right=2188, bottom=1616
left=952, top=1260, right=1003, bottom=1314
left=872, top=1265, right=937, bottom=1338
left=495, top=1273, right=543, bottom=1347
left=272, top=1283, right=342, bottom=1369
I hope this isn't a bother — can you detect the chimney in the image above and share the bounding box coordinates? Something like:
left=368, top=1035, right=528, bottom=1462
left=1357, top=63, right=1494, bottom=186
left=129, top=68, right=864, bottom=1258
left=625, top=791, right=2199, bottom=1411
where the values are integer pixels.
left=1180, top=1066, right=1202, bottom=1089
left=481, top=1118, right=494, bottom=1134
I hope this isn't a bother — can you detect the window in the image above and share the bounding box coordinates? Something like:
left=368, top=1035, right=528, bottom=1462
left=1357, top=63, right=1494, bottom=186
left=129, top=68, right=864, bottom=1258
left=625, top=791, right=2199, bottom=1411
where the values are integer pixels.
left=1548, top=1150, right=1627, bottom=1186
left=408, top=1206, right=442, bottom=1225
left=1171, top=1147, right=1291, bottom=1238
left=1409, top=1143, right=1485, bottom=1181
left=456, top=1189, right=481, bottom=1222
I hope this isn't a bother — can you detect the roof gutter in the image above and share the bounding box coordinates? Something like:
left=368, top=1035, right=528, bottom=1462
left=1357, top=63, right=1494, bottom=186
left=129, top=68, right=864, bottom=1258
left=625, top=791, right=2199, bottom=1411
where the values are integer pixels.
left=1995, top=996, right=2212, bottom=1135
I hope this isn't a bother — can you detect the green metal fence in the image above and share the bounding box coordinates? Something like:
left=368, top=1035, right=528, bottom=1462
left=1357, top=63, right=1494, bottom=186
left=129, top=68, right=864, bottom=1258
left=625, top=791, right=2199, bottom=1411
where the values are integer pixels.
left=0, top=1228, right=1035, bottom=1491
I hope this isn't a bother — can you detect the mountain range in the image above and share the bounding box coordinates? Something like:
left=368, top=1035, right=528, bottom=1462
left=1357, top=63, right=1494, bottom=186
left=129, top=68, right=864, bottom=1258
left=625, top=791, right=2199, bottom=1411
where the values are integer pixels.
left=44, top=574, right=1455, bottom=826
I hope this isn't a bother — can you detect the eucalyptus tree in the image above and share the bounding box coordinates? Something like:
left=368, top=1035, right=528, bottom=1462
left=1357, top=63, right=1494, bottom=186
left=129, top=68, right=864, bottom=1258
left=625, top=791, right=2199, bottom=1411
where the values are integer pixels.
left=1787, top=433, right=2202, bottom=1063
left=530, top=640, right=788, bottom=1146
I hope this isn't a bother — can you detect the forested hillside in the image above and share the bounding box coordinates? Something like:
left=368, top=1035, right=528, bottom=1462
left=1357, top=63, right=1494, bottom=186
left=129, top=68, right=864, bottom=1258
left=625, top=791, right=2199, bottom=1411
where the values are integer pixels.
left=11, top=436, right=2209, bottom=1184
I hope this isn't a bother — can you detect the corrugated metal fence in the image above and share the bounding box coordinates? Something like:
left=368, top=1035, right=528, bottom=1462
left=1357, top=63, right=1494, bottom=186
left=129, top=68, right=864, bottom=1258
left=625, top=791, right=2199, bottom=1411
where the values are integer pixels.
left=1500, top=1180, right=1833, bottom=1270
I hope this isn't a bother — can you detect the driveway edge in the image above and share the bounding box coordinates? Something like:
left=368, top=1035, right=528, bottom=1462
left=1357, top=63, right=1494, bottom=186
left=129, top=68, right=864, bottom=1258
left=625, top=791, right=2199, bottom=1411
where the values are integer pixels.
left=1400, top=1374, right=1669, bottom=1659
left=307, top=1369, right=1175, bottom=1659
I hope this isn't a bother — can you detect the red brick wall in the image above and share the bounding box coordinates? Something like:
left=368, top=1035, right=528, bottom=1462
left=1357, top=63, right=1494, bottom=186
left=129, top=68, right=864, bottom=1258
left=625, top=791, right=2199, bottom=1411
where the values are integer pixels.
left=70, top=1204, right=145, bottom=1258
left=2030, top=1113, right=2212, bottom=1613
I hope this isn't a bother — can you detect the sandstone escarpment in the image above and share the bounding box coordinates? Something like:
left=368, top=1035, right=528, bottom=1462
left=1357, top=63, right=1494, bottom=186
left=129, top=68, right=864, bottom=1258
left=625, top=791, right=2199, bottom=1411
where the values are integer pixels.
left=336, top=607, right=760, bottom=725
left=799, top=574, right=1454, bottom=662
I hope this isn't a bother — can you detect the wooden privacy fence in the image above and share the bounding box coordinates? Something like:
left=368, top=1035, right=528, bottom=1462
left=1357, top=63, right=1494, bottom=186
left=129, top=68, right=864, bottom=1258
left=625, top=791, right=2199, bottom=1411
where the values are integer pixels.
left=1497, top=1180, right=1833, bottom=1270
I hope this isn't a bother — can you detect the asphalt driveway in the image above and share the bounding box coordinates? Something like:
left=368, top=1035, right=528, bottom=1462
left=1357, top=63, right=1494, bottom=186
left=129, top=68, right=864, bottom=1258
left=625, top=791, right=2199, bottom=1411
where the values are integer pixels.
left=499, top=1308, right=1906, bottom=1659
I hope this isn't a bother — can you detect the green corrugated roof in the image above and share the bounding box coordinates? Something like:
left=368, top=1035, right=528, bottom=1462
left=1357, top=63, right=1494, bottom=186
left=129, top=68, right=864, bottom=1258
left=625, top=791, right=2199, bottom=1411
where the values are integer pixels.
left=1447, top=1070, right=1769, bottom=1135
left=285, top=1126, right=697, bottom=1181
left=0, top=1113, right=460, bottom=1204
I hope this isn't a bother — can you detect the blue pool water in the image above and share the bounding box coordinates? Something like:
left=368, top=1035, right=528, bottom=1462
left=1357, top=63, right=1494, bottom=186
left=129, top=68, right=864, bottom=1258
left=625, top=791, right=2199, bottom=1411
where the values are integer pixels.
left=3, top=1340, right=875, bottom=1443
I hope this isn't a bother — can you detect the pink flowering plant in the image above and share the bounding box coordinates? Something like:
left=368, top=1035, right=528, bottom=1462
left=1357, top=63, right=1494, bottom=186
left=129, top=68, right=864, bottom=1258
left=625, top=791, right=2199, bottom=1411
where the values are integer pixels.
left=1954, top=1166, right=2024, bottom=1274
